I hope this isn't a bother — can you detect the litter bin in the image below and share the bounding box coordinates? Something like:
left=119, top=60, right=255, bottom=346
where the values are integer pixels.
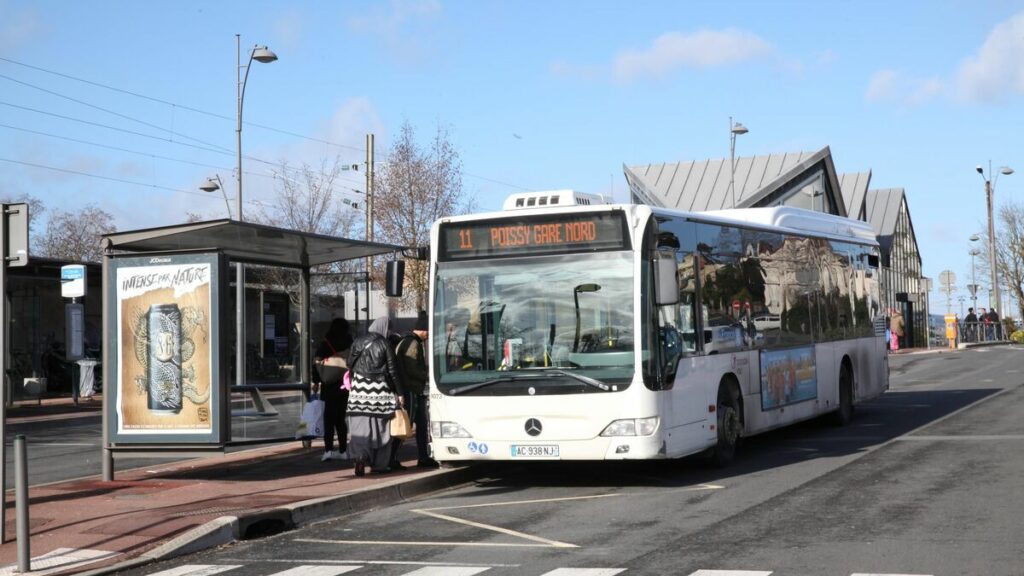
left=77, top=359, right=99, bottom=402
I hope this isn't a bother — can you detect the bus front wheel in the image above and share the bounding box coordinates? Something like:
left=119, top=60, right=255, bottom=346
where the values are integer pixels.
left=710, top=382, right=741, bottom=467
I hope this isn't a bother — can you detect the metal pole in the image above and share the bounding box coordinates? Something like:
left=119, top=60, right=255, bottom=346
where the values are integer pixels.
left=101, top=247, right=113, bottom=481
left=987, top=178, right=1001, bottom=313
left=15, top=434, right=28, bottom=572
left=729, top=116, right=735, bottom=209
left=0, top=204, right=6, bottom=543
left=365, top=133, right=374, bottom=330
left=236, top=34, right=246, bottom=390
left=300, top=268, right=310, bottom=387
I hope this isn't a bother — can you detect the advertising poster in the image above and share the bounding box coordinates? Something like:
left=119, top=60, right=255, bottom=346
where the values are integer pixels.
left=110, top=253, right=223, bottom=443
left=760, top=346, right=817, bottom=410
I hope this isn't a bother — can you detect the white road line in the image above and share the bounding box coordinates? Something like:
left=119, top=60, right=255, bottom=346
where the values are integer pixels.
left=399, top=568, right=491, bottom=576
left=897, top=434, right=1024, bottom=441
left=0, top=548, right=119, bottom=576
left=688, top=571, right=772, bottom=576
left=420, top=493, right=621, bottom=511
left=414, top=508, right=578, bottom=548
left=219, top=558, right=520, bottom=568
left=296, top=538, right=554, bottom=548
left=263, top=566, right=361, bottom=576
left=851, top=569, right=933, bottom=573
left=144, top=565, right=242, bottom=576
left=540, top=565, right=626, bottom=569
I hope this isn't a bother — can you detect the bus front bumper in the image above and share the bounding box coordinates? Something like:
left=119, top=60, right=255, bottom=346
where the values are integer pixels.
left=431, top=434, right=665, bottom=462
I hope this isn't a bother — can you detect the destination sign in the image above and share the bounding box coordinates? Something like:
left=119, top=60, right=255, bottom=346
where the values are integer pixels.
left=439, top=212, right=629, bottom=261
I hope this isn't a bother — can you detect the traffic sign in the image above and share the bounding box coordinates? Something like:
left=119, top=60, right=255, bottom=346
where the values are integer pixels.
left=939, top=270, right=956, bottom=290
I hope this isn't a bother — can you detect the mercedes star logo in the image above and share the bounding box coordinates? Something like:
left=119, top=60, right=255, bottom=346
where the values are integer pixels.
left=525, top=418, right=542, bottom=436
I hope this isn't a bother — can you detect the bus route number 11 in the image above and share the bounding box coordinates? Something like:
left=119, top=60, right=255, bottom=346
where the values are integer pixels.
left=459, top=229, right=473, bottom=249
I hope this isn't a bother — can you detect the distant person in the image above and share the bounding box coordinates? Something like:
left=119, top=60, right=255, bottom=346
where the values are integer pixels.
left=313, top=318, right=352, bottom=462
left=347, top=316, right=404, bottom=476
left=988, top=308, right=1000, bottom=340
left=393, top=311, right=438, bottom=469
left=965, top=308, right=978, bottom=342
left=890, top=310, right=905, bottom=352
left=979, top=308, right=989, bottom=341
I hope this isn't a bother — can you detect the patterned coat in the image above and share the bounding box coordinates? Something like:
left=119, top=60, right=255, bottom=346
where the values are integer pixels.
left=346, top=332, right=402, bottom=417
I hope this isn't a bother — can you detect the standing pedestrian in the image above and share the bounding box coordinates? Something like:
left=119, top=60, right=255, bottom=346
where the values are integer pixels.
left=979, top=308, right=989, bottom=341
left=890, top=309, right=905, bottom=352
left=346, top=316, right=404, bottom=476
left=965, top=307, right=978, bottom=343
left=393, top=311, right=438, bottom=469
left=988, top=308, right=1001, bottom=340
left=313, top=318, right=353, bottom=462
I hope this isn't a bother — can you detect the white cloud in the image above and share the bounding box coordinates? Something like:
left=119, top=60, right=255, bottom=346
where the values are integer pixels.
left=612, top=29, right=773, bottom=82
left=0, top=2, right=45, bottom=52
left=345, top=0, right=442, bottom=65
left=865, top=69, right=943, bottom=107
left=955, top=12, right=1024, bottom=103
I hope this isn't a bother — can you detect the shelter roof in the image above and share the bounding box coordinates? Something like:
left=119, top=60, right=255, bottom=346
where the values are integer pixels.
left=102, top=219, right=407, bottom=268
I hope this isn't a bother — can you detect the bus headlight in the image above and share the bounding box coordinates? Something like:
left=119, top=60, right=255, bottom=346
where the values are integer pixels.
left=600, top=417, right=659, bottom=437
left=431, top=421, right=473, bottom=438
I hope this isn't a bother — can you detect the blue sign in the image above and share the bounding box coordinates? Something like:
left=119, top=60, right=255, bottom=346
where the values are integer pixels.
left=61, top=267, right=85, bottom=280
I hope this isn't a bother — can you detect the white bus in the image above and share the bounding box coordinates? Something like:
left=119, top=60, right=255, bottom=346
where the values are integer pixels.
left=427, top=190, right=887, bottom=465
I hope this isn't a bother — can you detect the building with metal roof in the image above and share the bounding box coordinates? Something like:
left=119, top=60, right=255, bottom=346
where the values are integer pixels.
left=624, top=146, right=846, bottom=216
left=624, top=147, right=930, bottom=347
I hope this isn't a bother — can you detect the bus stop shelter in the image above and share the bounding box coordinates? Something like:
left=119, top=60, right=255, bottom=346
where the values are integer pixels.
left=100, top=219, right=407, bottom=480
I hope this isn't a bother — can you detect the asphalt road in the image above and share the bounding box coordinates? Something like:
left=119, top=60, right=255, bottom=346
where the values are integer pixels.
left=125, top=346, right=1024, bottom=575
left=4, top=392, right=309, bottom=486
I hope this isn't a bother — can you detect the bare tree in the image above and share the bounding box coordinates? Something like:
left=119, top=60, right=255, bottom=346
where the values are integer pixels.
left=373, top=120, right=474, bottom=309
left=0, top=193, right=46, bottom=242
left=972, top=202, right=1024, bottom=322
left=250, top=156, right=363, bottom=303
left=38, top=204, right=116, bottom=262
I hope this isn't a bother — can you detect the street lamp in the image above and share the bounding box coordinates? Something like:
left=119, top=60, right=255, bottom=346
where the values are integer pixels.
left=975, top=162, right=1014, bottom=315
left=729, top=117, right=748, bottom=209
left=235, top=35, right=277, bottom=388
left=199, top=174, right=232, bottom=218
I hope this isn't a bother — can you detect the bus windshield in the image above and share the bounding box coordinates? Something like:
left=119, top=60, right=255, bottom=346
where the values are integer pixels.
left=433, top=251, right=635, bottom=395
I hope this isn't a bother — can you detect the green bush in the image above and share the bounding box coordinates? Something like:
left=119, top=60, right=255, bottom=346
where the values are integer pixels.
left=1010, top=330, right=1024, bottom=344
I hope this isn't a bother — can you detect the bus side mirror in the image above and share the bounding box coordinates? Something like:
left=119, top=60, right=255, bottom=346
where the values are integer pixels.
left=654, top=250, right=678, bottom=306
left=385, top=260, right=405, bottom=297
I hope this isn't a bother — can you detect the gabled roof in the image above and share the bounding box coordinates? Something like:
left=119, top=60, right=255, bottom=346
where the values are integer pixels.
left=864, top=188, right=907, bottom=257
left=624, top=146, right=846, bottom=217
left=837, top=171, right=872, bottom=221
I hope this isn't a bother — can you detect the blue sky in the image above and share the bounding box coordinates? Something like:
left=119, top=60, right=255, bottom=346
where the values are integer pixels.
left=1, top=0, right=1022, bottom=314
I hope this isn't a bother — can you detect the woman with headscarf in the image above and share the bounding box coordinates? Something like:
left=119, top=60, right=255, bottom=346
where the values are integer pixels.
left=313, top=318, right=353, bottom=461
left=346, top=316, right=404, bottom=475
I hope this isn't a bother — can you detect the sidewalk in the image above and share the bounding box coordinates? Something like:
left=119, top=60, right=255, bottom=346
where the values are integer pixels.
left=0, top=403, right=476, bottom=576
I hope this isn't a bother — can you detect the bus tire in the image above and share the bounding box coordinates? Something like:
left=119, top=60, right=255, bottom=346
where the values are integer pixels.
left=710, top=380, right=742, bottom=467
left=832, top=359, right=855, bottom=426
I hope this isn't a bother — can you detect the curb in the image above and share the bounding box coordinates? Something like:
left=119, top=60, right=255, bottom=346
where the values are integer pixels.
left=73, top=465, right=480, bottom=576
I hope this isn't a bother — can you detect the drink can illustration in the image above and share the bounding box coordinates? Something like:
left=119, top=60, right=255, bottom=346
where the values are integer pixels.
left=148, top=303, right=183, bottom=414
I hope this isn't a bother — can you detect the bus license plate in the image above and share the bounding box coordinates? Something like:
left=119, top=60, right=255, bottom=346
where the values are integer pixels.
left=511, top=444, right=559, bottom=458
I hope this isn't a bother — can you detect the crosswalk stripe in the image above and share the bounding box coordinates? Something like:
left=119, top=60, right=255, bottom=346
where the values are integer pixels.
left=540, top=565, right=626, bottom=569
left=688, top=565, right=770, bottom=569
left=264, top=566, right=361, bottom=576
left=146, top=565, right=242, bottom=576
left=688, top=571, right=773, bottom=576
left=398, top=568, right=490, bottom=576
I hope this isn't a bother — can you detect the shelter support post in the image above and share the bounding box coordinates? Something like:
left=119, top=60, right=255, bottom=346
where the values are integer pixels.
left=101, top=248, right=114, bottom=481
left=300, top=268, right=311, bottom=389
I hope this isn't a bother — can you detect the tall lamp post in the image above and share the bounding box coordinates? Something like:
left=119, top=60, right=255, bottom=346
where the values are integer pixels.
left=968, top=233, right=981, bottom=314
left=975, top=162, right=1013, bottom=315
left=729, top=117, right=748, bottom=209
left=235, top=35, right=277, bottom=387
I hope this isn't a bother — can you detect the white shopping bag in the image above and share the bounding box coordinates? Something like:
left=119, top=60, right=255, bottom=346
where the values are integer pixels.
left=296, top=396, right=325, bottom=438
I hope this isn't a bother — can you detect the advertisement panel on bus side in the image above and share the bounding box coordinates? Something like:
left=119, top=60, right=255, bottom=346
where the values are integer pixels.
left=760, top=346, right=817, bottom=410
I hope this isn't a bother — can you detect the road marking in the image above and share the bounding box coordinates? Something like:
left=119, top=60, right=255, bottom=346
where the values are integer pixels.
left=688, top=565, right=770, bottom=569
left=221, top=558, right=520, bottom=568
left=413, top=508, right=578, bottom=548
left=0, top=548, right=119, bottom=576
left=688, top=571, right=772, bottom=576
left=851, top=569, right=933, bottom=573
left=540, top=565, right=626, bottom=569
left=262, top=566, right=361, bottom=576
left=400, top=568, right=490, bottom=576
left=421, top=493, right=621, bottom=511
left=144, top=566, right=241, bottom=576
left=296, top=538, right=556, bottom=548
left=897, top=434, right=1024, bottom=441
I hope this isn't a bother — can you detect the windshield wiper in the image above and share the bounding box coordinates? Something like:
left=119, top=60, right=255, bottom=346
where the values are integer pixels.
left=448, top=369, right=611, bottom=396
left=536, top=369, right=611, bottom=391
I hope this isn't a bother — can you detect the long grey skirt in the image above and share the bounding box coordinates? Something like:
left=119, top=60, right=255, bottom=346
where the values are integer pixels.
left=348, top=414, right=393, bottom=471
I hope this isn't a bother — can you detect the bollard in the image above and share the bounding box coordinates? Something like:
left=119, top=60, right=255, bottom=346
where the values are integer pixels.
left=15, top=435, right=29, bottom=573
